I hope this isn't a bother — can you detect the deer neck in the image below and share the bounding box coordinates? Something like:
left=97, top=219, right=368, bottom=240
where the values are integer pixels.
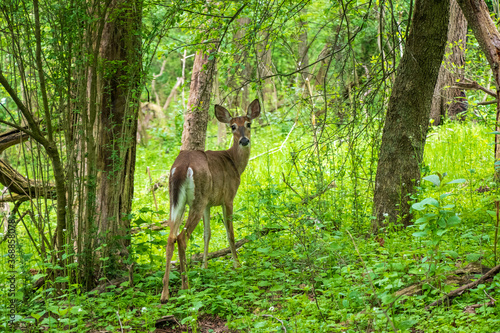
left=227, top=141, right=251, bottom=175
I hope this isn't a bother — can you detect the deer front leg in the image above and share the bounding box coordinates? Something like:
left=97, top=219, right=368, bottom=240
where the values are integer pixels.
left=222, top=203, right=241, bottom=268
left=202, top=207, right=211, bottom=269
left=160, top=231, right=177, bottom=303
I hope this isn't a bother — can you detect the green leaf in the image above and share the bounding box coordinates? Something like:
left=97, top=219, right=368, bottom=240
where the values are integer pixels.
left=445, top=250, right=459, bottom=259
left=446, top=178, right=466, bottom=185
left=31, top=311, right=46, bottom=321
left=423, top=175, right=441, bottom=186
left=489, top=131, right=500, bottom=135
left=466, top=253, right=481, bottom=262
left=413, top=197, right=440, bottom=211
left=447, top=215, right=461, bottom=226
left=398, top=319, right=418, bottom=330
left=436, top=229, right=447, bottom=236
left=55, top=276, right=69, bottom=283
left=440, top=193, right=454, bottom=200
left=412, top=231, right=428, bottom=237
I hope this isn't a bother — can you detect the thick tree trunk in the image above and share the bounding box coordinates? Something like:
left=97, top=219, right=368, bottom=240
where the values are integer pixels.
left=181, top=44, right=218, bottom=151
left=77, top=0, right=142, bottom=285
left=456, top=0, right=500, bottom=178
left=430, top=0, right=467, bottom=125
left=372, top=0, right=450, bottom=230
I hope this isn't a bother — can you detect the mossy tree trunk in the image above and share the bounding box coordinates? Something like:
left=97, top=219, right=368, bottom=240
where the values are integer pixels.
left=372, top=0, right=450, bottom=231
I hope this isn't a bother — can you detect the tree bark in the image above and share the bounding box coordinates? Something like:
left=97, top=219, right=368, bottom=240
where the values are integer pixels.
left=372, top=0, right=450, bottom=230
left=181, top=43, right=218, bottom=151
left=93, top=0, right=142, bottom=263
left=430, top=0, right=467, bottom=125
left=456, top=0, right=500, bottom=178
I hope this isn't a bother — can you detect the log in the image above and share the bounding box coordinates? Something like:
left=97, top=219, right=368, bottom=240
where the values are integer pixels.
left=426, top=263, right=500, bottom=309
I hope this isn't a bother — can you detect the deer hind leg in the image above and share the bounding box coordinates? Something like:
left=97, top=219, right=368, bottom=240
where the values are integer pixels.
left=222, top=203, right=241, bottom=268
left=202, top=206, right=211, bottom=269
left=177, top=207, right=204, bottom=290
left=160, top=213, right=183, bottom=303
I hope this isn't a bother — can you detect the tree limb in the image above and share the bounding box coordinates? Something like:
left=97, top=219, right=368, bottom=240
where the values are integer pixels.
left=426, top=263, right=500, bottom=309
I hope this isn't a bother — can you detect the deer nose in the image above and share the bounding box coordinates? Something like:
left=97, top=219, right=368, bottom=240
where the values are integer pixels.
left=240, top=137, right=250, bottom=146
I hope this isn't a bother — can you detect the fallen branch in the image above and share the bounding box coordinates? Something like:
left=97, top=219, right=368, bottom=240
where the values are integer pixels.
left=464, top=291, right=496, bottom=314
left=426, top=263, right=500, bottom=309
left=190, top=228, right=281, bottom=262
left=261, top=314, right=287, bottom=333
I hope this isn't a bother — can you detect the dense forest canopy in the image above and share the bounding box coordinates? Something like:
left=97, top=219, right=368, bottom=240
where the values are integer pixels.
left=1, top=0, right=500, bottom=332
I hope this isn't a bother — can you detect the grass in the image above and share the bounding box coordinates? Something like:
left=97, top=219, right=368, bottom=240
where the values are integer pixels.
left=2, top=117, right=500, bottom=332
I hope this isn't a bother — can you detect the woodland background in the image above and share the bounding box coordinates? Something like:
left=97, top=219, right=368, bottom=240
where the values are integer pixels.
left=1, top=0, right=500, bottom=332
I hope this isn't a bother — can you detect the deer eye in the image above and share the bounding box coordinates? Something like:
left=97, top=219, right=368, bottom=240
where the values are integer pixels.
left=246, top=123, right=251, bottom=129
left=231, top=124, right=237, bottom=131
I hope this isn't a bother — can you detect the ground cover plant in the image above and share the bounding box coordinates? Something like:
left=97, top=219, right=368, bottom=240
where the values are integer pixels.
left=2, top=0, right=500, bottom=332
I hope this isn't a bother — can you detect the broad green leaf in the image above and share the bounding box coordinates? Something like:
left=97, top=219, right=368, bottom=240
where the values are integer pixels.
left=466, top=253, right=481, bottom=262
left=423, top=175, right=441, bottom=186
left=412, top=231, right=427, bottom=237
left=436, top=229, right=447, bottom=236
left=31, top=311, right=45, bottom=321
left=445, top=250, right=459, bottom=259
left=447, top=215, right=461, bottom=226
left=487, top=210, right=496, bottom=217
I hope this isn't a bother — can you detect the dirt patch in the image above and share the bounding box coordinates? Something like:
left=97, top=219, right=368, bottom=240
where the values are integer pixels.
left=154, top=314, right=239, bottom=333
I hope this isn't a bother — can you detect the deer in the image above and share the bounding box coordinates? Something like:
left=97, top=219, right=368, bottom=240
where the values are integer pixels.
left=160, top=99, right=261, bottom=303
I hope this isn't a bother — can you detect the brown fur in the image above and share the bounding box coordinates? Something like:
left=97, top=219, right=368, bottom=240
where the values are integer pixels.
left=160, top=99, right=261, bottom=303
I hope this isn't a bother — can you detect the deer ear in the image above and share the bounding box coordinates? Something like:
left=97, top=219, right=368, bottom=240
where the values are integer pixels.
left=215, top=105, right=232, bottom=123
left=247, top=99, right=261, bottom=120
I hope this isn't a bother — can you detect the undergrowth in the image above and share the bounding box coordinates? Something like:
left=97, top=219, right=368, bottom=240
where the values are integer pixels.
left=1, top=120, right=500, bottom=332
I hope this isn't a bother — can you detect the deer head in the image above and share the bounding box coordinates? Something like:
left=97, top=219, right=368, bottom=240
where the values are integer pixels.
left=214, top=99, right=261, bottom=147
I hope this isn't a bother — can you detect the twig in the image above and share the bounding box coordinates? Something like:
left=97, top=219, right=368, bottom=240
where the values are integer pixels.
left=250, top=122, right=296, bottom=161
left=147, top=167, right=159, bottom=211
left=451, top=79, right=496, bottom=98
left=261, top=314, right=287, bottom=332
left=477, top=100, right=497, bottom=106
left=116, top=311, right=124, bottom=333
left=426, top=263, right=500, bottom=309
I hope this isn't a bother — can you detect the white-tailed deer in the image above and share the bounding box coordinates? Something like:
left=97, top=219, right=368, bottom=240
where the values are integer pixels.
left=160, top=99, right=261, bottom=303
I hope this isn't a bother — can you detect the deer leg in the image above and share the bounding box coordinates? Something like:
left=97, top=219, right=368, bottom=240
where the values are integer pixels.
left=177, top=209, right=203, bottom=290
left=222, top=203, right=241, bottom=268
left=160, top=223, right=180, bottom=303
left=202, top=207, right=211, bottom=269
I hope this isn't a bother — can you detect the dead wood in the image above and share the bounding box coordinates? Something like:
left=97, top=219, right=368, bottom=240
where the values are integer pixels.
left=190, top=228, right=281, bottom=262
left=131, top=222, right=281, bottom=261
left=426, top=262, right=500, bottom=309
left=0, top=127, right=56, bottom=202
left=0, top=159, right=56, bottom=200
left=463, top=299, right=496, bottom=314
left=0, top=127, right=30, bottom=154
left=395, top=262, right=490, bottom=297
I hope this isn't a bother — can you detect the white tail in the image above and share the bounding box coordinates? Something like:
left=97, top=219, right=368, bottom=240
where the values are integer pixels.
left=160, top=99, right=261, bottom=303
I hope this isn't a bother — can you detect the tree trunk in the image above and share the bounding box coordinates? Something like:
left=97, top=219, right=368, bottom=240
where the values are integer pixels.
left=430, top=0, right=467, bottom=125
left=94, top=0, right=141, bottom=261
left=181, top=44, right=218, bottom=151
left=456, top=0, right=500, bottom=178
left=372, top=0, right=450, bottom=230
